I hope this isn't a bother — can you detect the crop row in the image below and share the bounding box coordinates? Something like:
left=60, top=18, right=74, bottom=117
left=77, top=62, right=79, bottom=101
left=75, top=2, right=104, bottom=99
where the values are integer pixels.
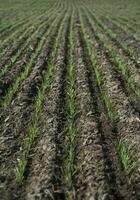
left=94, top=16, right=140, bottom=65
left=79, top=8, right=140, bottom=193
left=0, top=0, right=61, bottom=58
left=65, top=12, right=76, bottom=200
left=0, top=6, right=65, bottom=109
left=15, top=10, right=68, bottom=183
left=0, top=0, right=140, bottom=199
left=84, top=9, right=140, bottom=98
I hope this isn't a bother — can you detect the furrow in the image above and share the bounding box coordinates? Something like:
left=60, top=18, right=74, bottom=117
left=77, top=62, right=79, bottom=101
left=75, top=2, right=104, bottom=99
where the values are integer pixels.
left=0, top=0, right=60, bottom=57
left=79, top=10, right=139, bottom=200
left=96, top=16, right=140, bottom=66
left=14, top=12, right=69, bottom=200
left=0, top=20, right=28, bottom=40
left=0, top=8, right=61, bottom=96
left=0, top=7, right=64, bottom=109
left=0, top=9, right=66, bottom=199
left=103, top=16, right=140, bottom=41
left=73, top=13, right=125, bottom=200
left=0, top=0, right=58, bottom=49
left=17, top=14, right=69, bottom=199
left=84, top=9, right=140, bottom=99
left=64, top=12, right=77, bottom=200
left=80, top=9, right=140, bottom=198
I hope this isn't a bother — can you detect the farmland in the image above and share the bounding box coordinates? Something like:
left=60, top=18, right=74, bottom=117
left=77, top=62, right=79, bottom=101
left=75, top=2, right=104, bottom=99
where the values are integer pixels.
left=0, top=0, right=140, bottom=199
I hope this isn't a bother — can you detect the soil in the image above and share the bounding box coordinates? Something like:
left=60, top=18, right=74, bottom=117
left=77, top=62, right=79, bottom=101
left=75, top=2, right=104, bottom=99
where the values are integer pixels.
left=0, top=1, right=140, bottom=200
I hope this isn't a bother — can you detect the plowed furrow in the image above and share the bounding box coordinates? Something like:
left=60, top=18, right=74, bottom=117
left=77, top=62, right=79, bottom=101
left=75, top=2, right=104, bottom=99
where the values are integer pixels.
left=90, top=16, right=140, bottom=93
left=0, top=9, right=64, bottom=109
left=82, top=18, right=140, bottom=114
left=100, top=15, right=140, bottom=41
left=14, top=13, right=69, bottom=200
left=64, top=12, right=76, bottom=200
left=0, top=19, right=46, bottom=71
left=89, top=6, right=140, bottom=42
left=94, top=16, right=140, bottom=67
left=0, top=14, right=57, bottom=96
left=84, top=10, right=140, bottom=99
left=0, top=14, right=47, bottom=51
left=0, top=0, right=61, bottom=59
left=0, top=10, right=66, bottom=199
left=79, top=11, right=139, bottom=199
left=80, top=11, right=140, bottom=198
left=51, top=16, right=70, bottom=200
left=0, top=22, right=32, bottom=50
left=0, top=28, right=41, bottom=79
left=73, top=15, right=126, bottom=200
left=0, top=11, right=65, bottom=156
left=0, top=0, right=59, bottom=42
left=0, top=20, right=28, bottom=40
left=96, top=9, right=140, bottom=41
left=0, top=0, right=140, bottom=199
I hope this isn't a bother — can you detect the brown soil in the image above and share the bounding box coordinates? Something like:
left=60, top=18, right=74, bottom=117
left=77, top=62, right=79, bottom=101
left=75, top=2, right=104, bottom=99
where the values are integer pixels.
left=0, top=3, right=140, bottom=200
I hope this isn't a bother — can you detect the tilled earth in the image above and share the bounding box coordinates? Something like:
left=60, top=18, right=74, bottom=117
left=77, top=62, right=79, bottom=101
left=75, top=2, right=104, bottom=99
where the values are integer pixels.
left=0, top=0, right=140, bottom=199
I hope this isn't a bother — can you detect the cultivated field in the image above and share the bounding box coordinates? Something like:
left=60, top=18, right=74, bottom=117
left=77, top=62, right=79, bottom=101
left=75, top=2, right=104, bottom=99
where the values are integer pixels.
left=0, top=0, right=140, bottom=199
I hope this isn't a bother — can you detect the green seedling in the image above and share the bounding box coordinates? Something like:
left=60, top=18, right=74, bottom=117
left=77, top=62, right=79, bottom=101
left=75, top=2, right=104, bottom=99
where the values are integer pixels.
left=15, top=12, right=68, bottom=183
left=118, top=140, right=136, bottom=177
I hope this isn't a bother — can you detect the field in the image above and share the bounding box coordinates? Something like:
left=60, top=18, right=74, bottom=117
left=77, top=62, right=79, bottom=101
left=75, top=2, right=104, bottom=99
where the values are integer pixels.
left=0, top=0, right=140, bottom=199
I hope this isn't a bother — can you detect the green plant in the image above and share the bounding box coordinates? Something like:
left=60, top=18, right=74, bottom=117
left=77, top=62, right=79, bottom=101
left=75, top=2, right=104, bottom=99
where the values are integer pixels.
left=118, top=140, right=135, bottom=177
left=86, top=10, right=140, bottom=98
left=102, top=92, right=115, bottom=122
left=93, top=15, right=139, bottom=63
left=15, top=12, right=67, bottom=183
left=79, top=11, right=115, bottom=123
left=65, top=13, right=77, bottom=200
left=2, top=12, right=62, bottom=109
